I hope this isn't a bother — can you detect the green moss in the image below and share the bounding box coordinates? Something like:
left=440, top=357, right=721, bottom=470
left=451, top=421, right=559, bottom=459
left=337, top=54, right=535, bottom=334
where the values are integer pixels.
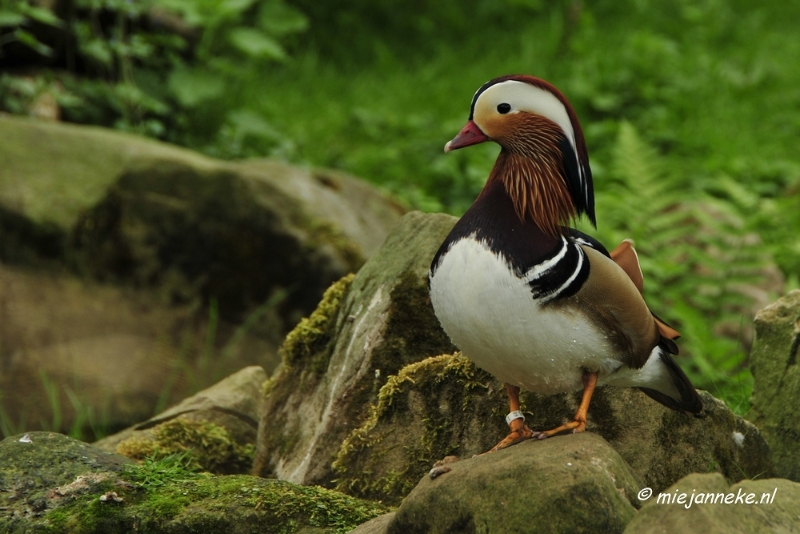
left=116, top=417, right=254, bottom=475
left=338, top=271, right=457, bottom=435
left=20, top=473, right=388, bottom=534
left=333, top=353, right=493, bottom=504
left=279, top=273, right=355, bottom=372
left=254, top=213, right=461, bottom=482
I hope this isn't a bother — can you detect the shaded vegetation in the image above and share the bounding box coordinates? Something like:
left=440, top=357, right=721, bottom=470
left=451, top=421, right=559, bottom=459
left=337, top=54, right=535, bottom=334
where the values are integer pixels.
left=3, top=0, right=799, bottom=411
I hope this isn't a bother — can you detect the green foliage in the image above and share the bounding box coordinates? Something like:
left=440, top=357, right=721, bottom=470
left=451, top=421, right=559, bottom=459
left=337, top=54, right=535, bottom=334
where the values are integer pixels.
left=0, top=0, right=307, bottom=151
left=0, top=0, right=63, bottom=56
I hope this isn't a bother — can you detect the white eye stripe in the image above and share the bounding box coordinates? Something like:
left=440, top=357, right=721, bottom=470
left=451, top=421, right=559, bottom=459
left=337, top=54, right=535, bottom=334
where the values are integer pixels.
left=474, top=80, right=578, bottom=157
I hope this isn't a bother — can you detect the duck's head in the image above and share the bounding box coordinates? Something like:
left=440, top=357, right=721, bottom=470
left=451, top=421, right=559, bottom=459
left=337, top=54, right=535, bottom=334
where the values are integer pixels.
left=445, top=75, right=595, bottom=236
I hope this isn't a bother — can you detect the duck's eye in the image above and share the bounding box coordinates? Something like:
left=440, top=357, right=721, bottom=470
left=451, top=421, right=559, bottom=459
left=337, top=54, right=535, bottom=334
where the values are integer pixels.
left=497, top=103, right=511, bottom=114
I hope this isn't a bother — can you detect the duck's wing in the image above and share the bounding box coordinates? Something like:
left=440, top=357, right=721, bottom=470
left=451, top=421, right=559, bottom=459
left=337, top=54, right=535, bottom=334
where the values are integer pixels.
left=568, top=229, right=702, bottom=414
left=569, top=229, right=681, bottom=346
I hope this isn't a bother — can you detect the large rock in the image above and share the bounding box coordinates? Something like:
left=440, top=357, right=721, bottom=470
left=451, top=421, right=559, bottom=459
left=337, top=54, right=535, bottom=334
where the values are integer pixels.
left=0, top=114, right=402, bottom=436
left=94, top=366, right=266, bottom=474
left=387, top=433, right=641, bottom=534
left=0, top=432, right=388, bottom=533
left=253, top=212, right=457, bottom=485
left=623, top=473, right=800, bottom=533
left=0, top=114, right=403, bottom=327
left=334, top=353, right=774, bottom=506
left=747, top=289, right=800, bottom=481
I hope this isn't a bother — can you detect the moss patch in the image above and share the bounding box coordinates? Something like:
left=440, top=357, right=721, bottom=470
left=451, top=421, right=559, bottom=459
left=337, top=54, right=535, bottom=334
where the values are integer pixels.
left=116, top=417, right=254, bottom=475
left=0, top=432, right=388, bottom=534
left=253, top=213, right=465, bottom=485
left=333, top=353, right=501, bottom=504
left=331, top=351, right=775, bottom=506
left=36, top=473, right=389, bottom=534
left=339, top=271, right=458, bottom=433
left=279, top=273, right=355, bottom=373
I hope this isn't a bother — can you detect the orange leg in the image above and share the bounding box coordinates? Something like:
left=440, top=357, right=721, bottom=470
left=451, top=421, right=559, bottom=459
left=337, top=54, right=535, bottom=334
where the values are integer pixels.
left=488, top=384, right=539, bottom=452
left=538, top=371, right=598, bottom=439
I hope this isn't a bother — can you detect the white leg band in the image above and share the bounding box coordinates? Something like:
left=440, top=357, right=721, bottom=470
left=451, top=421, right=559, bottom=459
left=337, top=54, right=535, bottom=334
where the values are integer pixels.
left=506, top=410, right=525, bottom=425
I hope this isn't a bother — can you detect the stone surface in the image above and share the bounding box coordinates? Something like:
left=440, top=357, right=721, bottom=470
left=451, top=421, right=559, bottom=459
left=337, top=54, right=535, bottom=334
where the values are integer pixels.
left=349, top=513, right=396, bottom=534
left=623, top=473, right=800, bottom=533
left=0, top=432, right=388, bottom=533
left=334, top=353, right=774, bottom=506
left=387, top=432, right=641, bottom=534
left=0, top=431, right=133, bottom=528
left=94, top=366, right=266, bottom=474
left=254, top=211, right=457, bottom=486
left=747, top=289, right=800, bottom=482
left=0, top=114, right=403, bottom=327
left=0, top=263, right=278, bottom=435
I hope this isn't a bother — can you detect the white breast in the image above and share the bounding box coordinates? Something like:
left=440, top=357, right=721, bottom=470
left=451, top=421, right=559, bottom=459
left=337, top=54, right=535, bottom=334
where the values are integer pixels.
left=429, top=237, right=619, bottom=394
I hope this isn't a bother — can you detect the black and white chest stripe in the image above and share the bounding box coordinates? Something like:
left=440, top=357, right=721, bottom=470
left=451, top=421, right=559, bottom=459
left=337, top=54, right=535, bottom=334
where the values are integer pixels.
left=524, top=236, right=589, bottom=303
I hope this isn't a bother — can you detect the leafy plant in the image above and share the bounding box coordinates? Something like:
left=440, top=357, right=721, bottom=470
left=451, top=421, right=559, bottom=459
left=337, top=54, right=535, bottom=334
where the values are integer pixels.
left=0, top=0, right=63, bottom=57
left=0, top=0, right=308, bottom=153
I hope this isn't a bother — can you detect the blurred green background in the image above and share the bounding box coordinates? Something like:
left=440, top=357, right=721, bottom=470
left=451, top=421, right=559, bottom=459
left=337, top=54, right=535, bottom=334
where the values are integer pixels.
left=2, top=0, right=799, bottom=415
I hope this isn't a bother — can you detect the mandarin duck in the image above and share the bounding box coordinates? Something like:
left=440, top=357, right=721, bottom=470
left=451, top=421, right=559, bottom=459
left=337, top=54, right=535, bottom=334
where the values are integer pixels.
left=428, top=75, right=703, bottom=452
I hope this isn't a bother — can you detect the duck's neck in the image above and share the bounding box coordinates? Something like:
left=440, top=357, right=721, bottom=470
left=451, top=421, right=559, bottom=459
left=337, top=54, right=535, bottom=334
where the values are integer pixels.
left=481, top=149, right=576, bottom=238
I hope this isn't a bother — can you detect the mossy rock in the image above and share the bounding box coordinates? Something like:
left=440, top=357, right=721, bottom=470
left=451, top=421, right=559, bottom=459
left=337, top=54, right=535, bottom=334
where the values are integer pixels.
left=623, top=473, right=800, bottom=533
left=0, top=432, right=389, bottom=533
left=0, top=114, right=403, bottom=328
left=747, top=289, right=800, bottom=482
left=334, top=353, right=774, bottom=506
left=254, top=212, right=457, bottom=486
left=95, top=366, right=265, bottom=475
left=388, top=432, right=641, bottom=534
